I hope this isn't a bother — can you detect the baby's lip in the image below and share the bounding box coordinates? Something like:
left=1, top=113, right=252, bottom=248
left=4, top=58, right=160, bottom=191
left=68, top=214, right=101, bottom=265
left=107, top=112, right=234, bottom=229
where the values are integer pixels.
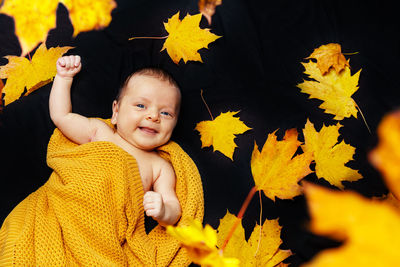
left=139, top=126, right=158, bottom=134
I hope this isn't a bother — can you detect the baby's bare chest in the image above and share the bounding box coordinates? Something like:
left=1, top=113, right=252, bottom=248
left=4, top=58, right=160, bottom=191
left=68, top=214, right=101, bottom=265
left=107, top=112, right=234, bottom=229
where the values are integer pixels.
left=93, top=132, right=156, bottom=191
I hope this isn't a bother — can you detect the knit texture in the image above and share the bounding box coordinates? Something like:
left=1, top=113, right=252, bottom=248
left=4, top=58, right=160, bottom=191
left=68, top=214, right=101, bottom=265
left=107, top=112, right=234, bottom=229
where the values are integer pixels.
left=0, top=124, right=204, bottom=266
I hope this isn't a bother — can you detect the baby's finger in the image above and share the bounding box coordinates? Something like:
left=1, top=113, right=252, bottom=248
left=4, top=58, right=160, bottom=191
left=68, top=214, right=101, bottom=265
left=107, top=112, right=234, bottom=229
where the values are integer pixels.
left=57, top=57, right=66, bottom=67
left=74, top=55, right=81, bottom=67
left=143, top=202, right=156, bottom=211
left=63, top=56, right=72, bottom=68
left=145, top=209, right=156, bottom=217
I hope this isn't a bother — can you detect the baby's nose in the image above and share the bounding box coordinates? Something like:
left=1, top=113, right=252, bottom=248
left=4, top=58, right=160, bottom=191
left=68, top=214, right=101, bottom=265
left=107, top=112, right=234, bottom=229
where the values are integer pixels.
left=146, top=110, right=160, bottom=122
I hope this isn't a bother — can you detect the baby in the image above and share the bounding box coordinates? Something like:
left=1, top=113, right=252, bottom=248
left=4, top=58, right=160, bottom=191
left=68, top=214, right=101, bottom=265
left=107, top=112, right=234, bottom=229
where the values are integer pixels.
left=50, top=55, right=182, bottom=226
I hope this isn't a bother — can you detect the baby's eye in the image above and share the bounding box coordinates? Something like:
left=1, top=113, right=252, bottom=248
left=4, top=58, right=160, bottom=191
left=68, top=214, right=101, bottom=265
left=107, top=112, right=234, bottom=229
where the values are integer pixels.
left=160, top=111, right=172, bottom=117
left=136, top=104, right=145, bottom=108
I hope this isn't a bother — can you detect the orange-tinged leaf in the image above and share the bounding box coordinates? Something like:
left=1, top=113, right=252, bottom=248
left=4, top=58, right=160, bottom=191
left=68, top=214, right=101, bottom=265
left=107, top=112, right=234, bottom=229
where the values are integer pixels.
left=306, top=43, right=349, bottom=75
left=372, top=192, right=400, bottom=211
left=369, top=111, right=400, bottom=199
left=303, top=183, right=400, bottom=267
left=0, top=0, right=58, bottom=55
left=302, top=119, right=362, bottom=188
left=195, top=111, right=251, bottom=160
left=0, top=43, right=73, bottom=105
left=297, top=61, right=360, bottom=120
left=251, top=129, right=313, bottom=201
left=0, top=79, right=4, bottom=93
left=166, top=219, right=239, bottom=267
left=198, top=0, right=222, bottom=25
left=59, top=0, right=116, bottom=37
left=161, top=12, right=221, bottom=64
left=216, top=211, right=291, bottom=267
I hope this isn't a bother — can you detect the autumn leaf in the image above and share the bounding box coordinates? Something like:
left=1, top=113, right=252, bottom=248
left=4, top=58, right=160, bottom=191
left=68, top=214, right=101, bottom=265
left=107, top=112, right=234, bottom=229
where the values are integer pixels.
left=373, top=192, right=400, bottom=211
left=297, top=60, right=360, bottom=120
left=251, top=129, right=313, bottom=201
left=166, top=220, right=239, bottom=266
left=0, top=79, right=3, bottom=94
left=0, top=43, right=73, bottom=105
left=59, top=0, right=116, bottom=37
left=195, top=111, right=251, bottom=160
left=0, top=0, right=115, bottom=55
left=199, top=0, right=222, bottom=25
left=0, top=0, right=58, bottom=55
left=369, top=110, right=400, bottom=200
left=302, top=119, right=362, bottom=188
left=306, top=43, right=349, bottom=75
left=302, top=182, right=400, bottom=267
left=161, top=12, right=221, bottom=64
left=216, top=211, right=291, bottom=267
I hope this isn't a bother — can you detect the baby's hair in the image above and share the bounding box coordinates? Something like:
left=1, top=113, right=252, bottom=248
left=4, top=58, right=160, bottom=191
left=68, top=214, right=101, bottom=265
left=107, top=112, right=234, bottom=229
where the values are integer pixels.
left=116, top=67, right=180, bottom=102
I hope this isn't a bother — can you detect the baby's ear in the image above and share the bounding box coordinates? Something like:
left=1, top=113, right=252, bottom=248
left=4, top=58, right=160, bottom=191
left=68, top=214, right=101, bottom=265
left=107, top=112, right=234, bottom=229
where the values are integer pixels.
left=111, top=100, right=119, bottom=124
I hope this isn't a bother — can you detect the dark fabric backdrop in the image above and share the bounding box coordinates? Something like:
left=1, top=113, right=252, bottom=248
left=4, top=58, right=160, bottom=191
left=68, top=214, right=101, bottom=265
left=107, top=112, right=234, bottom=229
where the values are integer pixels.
left=1, top=0, right=399, bottom=265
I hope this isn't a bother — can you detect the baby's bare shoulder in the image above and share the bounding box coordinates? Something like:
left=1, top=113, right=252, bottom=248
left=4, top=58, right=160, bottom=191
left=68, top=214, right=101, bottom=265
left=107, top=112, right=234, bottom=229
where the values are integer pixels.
left=89, top=118, right=114, bottom=140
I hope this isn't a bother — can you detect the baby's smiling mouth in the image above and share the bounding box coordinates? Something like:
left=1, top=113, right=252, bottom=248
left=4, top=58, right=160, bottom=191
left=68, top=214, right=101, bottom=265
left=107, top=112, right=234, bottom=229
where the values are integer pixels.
left=139, top=126, right=158, bottom=134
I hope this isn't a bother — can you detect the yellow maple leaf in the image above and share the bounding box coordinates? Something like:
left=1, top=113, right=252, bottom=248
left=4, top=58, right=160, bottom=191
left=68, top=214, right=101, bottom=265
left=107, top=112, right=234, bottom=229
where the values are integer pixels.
left=302, top=182, right=400, bottom=267
left=216, top=211, right=291, bottom=267
left=306, top=43, right=350, bottom=75
left=0, top=43, right=73, bottom=105
left=297, top=61, right=360, bottom=120
left=198, top=0, right=222, bottom=25
left=167, top=220, right=239, bottom=267
left=195, top=111, right=251, bottom=160
left=302, top=119, right=362, bottom=188
left=251, top=129, right=313, bottom=201
left=59, top=0, right=116, bottom=37
left=161, top=12, right=221, bottom=64
left=0, top=0, right=58, bottom=55
left=369, top=110, right=400, bottom=200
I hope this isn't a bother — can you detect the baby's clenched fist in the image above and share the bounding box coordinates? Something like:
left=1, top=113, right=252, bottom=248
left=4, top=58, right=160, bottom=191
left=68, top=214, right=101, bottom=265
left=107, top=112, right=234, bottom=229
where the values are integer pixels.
left=143, top=191, right=165, bottom=222
left=56, top=55, right=81, bottom=79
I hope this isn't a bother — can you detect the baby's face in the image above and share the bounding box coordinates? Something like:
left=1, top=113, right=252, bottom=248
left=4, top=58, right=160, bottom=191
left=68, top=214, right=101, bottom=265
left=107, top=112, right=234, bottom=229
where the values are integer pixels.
left=111, top=75, right=180, bottom=151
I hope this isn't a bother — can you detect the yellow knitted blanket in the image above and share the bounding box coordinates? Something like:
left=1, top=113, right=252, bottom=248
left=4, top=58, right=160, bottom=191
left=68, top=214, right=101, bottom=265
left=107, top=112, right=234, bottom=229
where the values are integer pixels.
left=0, top=126, right=204, bottom=266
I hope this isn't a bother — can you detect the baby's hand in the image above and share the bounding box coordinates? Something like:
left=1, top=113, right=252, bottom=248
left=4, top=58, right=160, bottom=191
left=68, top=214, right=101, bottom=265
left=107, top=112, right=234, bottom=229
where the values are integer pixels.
left=56, top=55, right=81, bottom=79
left=143, top=191, right=165, bottom=221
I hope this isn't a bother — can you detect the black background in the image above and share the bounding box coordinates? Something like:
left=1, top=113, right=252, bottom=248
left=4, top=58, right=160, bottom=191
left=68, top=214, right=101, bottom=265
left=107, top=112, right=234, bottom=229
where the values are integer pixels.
left=1, top=0, right=399, bottom=265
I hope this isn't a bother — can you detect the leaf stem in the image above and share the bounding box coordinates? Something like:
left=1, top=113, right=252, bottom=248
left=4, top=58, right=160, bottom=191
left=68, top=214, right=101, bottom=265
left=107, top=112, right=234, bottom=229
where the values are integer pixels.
left=254, top=190, right=263, bottom=256
left=221, top=186, right=257, bottom=251
left=128, top=35, right=169, bottom=41
left=355, top=102, right=371, bottom=134
left=200, top=89, right=214, bottom=120
left=342, top=52, right=359, bottom=56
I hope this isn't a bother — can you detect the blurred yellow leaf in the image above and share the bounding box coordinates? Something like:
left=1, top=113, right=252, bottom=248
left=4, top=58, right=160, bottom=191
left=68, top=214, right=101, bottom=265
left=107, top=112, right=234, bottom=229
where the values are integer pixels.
left=303, top=182, right=400, bottom=267
left=0, top=0, right=115, bottom=55
left=161, top=12, right=221, bottom=64
left=198, top=0, right=222, bottom=25
left=0, top=0, right=58, bottom=55
left=0, top=43, right=73, bottom=105
left=195, top=111, right=251, bottom=160
left=251, top=129, right=313, bottom=201
left=302, top=119, right=362, bottom=188
left=167, top=220, right=239, bottom=267
left=306, top=43, right=349, bottom=75
left=369, top=110, right=400, bottom=199
left=216, top=211, right=291, bottom=267
left=60, top=0, right=116, bottom=37
left=297, top=61, right=360, bottom=120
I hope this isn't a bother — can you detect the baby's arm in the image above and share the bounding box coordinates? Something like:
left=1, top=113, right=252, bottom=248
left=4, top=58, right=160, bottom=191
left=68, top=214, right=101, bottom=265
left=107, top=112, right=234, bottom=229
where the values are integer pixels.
left=143, top=161, right=181, bottom=226
left=49, top=55, right=103, bottom=144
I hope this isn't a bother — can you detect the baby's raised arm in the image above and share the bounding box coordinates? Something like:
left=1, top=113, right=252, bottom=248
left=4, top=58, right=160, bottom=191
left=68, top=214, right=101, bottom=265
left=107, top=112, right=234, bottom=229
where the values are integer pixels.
left=49, top=55, right=103, bottom=144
